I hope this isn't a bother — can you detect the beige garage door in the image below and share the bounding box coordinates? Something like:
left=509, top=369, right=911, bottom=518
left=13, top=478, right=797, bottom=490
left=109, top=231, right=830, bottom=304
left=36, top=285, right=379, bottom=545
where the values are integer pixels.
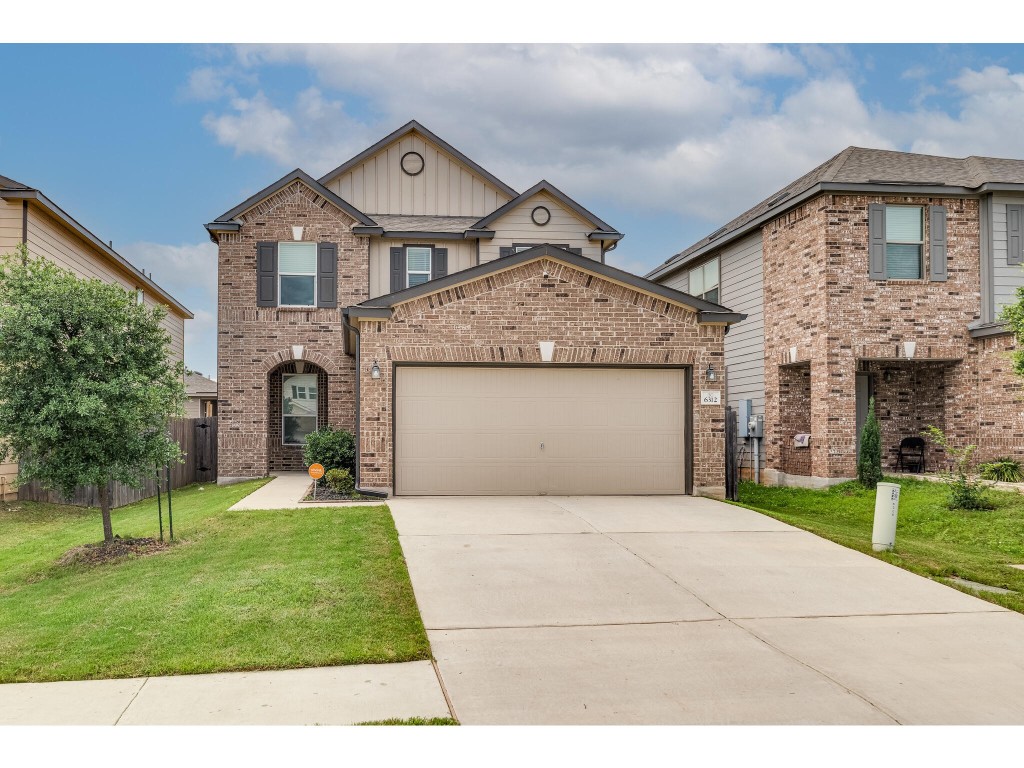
left=395, top=366, right=688, bottom=496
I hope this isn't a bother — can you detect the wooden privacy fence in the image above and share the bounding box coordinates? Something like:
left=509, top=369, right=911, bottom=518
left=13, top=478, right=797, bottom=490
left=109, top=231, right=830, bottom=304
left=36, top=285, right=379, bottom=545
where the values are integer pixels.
left=17, top=417, right=217, bottom=508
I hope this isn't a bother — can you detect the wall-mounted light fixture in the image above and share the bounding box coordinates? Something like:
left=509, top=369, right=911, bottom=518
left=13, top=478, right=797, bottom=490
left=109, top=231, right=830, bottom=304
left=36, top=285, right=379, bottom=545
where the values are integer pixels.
left=705, top=363, right=717, bottom=382
left=371, top=360, right=381, bottom=379
left=538, top=341, right=555, bottom=362
left=292, top=226, right=304, bottom=241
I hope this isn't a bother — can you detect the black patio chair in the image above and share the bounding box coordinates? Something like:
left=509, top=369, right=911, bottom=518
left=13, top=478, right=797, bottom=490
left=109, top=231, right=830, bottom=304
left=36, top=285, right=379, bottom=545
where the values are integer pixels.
left=896, top=437, right=926, bottom=474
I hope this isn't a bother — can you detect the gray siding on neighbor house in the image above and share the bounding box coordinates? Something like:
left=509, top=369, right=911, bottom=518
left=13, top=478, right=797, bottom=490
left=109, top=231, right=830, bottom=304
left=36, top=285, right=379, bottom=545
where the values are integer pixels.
left=991, top=194, right=1024, bottom=316
left=661, top=268, right=688, bottom=294
left=720, top=232, right=766, bottom=471
left=656, top=231, right=766, bottom=472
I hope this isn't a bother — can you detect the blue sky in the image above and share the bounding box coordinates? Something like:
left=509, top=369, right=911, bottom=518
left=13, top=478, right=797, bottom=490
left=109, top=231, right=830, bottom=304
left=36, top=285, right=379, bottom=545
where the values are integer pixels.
left=5, top=43, right=1024, bottom=377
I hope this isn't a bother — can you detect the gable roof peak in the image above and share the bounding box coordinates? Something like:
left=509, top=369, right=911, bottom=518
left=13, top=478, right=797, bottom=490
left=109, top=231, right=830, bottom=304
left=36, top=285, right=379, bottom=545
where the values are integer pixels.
left=316, top=119, right=518, bottom=199
left=471, top=178, right=621, bottom=236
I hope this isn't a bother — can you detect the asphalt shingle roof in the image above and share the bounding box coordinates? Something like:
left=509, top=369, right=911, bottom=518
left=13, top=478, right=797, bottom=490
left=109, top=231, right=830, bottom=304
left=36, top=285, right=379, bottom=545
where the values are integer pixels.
left=185, top=372, right=218, bottom=397
left=653, top=147, right=1024, bottom=275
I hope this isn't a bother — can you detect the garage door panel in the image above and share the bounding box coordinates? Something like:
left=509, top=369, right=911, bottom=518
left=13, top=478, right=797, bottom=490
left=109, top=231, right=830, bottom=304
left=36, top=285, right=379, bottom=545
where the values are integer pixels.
left=395, top=367, right=687, bottom=496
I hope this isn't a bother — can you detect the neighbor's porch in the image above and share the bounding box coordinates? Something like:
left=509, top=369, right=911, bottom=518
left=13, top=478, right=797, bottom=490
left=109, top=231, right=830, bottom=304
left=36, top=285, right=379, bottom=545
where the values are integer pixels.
left=773, top=343, right=964, bottom=482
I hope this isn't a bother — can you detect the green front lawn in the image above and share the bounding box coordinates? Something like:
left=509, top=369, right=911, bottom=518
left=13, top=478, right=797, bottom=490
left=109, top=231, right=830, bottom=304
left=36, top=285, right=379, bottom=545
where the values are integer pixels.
left=0, top=480, right=430, bottom=683
left=735, top=477, right=1024, bottom=613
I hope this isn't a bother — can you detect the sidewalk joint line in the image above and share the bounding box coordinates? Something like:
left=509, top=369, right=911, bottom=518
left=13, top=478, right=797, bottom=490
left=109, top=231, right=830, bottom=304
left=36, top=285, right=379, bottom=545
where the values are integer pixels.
left=114, top=677, right=149, bottom=725
left=431, top=659, right=459, bottom=724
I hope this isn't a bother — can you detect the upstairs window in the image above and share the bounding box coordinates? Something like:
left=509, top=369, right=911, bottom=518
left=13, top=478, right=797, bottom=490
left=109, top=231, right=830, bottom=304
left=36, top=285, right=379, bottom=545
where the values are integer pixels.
left=406, top=246, right=432, bottom=288
left=278, top=242, right=317, bottom=306
left=135, top=287, right=145, bottom=305
left=885, top=206, right=924, bottom=279
left=688, top=257, right=720, bottom=303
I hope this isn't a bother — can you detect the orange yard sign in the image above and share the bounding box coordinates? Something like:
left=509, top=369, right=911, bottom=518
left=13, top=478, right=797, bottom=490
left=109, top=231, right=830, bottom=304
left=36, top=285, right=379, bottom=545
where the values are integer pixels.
left=308, top=463, right=325, bottom=480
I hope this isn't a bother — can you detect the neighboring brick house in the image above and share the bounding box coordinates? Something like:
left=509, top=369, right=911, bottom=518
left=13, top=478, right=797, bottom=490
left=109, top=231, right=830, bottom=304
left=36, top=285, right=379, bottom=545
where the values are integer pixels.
left=206, top=120, right=743, bottom=495
left=0, top=173, right=192, bottom=501
left=648, top=147, right=1024, bottom=487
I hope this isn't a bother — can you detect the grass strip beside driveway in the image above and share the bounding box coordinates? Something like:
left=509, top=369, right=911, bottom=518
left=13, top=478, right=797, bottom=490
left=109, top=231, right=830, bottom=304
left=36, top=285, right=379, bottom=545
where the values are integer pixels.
left=734, top=477, right=1024, bottom=614
left=0, top=480, right=430, bottom=683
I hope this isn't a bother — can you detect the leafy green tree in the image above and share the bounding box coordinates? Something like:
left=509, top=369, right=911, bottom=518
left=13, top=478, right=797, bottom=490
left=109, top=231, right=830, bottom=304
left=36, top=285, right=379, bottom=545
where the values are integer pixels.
left=0, top=247, right=185, bottom=542
left=857, top=396, right=883, bottom=489
left=1001, top=285, right=1024, bottom=377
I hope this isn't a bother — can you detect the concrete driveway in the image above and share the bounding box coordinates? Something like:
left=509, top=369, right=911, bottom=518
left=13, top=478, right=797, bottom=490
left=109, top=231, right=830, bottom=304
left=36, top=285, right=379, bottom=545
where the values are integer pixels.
left=389, top=495, right=1024, bottom=725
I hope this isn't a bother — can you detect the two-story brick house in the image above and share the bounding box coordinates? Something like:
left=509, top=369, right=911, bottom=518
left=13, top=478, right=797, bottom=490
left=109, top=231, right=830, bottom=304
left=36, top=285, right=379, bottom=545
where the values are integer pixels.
left=648, top=147, right=1024, bottom=487
left=206, top=121, right=744, bottom=496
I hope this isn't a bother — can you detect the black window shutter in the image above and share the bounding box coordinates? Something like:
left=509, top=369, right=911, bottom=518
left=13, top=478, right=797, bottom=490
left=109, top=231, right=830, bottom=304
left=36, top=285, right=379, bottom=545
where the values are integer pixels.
left=390, top=247, right=404, bottom=292
left=499, top=247, right=514, bottom=259
left=928, top=206, right=947, bottom=282
left=1008, top=204, right=1023, bottom=266
left=256, top=241, right=278, bottom=307
left=567, top=247, right=583, bottom=257
left=432, top=248, right=448, bottom=280
left=868, top=204, right=886, bottom=280
left=317, top=242, right=338, bottom=307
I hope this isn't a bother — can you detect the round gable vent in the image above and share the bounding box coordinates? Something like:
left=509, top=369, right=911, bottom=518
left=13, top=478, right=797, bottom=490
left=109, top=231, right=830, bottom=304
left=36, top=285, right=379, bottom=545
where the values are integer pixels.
left=531, top=205, right=551, bottom=226
left=401, top=151, right=425, bottom=176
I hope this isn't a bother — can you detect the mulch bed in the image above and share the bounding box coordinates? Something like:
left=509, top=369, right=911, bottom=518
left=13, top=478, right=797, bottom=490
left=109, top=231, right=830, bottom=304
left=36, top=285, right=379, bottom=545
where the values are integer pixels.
left=302, top=484, right=378, bottom=503
left=57, top=536, right=169, bottom=567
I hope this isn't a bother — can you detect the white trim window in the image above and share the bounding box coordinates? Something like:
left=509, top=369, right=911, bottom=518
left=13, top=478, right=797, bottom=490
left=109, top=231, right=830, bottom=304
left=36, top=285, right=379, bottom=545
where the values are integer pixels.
left=135, top=287, right=145, bottom=305
left=885, top=205, right=924, bottom=279
left=406, top=246, right=432, bottom=287
left=688, top=257, right=720, bottom=304
left=279, top=242, right=317, bottom=306
left=282, top=372, right=318, bottom=445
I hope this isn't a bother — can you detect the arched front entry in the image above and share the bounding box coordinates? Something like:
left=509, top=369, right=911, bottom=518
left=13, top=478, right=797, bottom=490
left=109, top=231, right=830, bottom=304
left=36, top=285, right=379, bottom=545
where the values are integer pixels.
left=267, top=360, right=328, bottom=472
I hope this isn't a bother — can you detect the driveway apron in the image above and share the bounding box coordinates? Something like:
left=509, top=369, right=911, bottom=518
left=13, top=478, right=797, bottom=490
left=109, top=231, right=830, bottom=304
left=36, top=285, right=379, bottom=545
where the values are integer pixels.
left=389, top=495, right=1024, bottom=725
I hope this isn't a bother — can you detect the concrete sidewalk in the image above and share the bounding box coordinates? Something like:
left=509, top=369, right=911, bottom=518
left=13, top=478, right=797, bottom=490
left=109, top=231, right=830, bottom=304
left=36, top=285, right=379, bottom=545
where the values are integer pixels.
left=0, top=661, right=451, bottom=725
left=227, top=473, right=380, bottom=510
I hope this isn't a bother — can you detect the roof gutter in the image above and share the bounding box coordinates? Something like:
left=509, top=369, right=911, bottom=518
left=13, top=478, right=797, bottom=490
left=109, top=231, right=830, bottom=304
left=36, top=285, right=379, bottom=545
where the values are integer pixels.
left=2, top=189, right=193, bottom=319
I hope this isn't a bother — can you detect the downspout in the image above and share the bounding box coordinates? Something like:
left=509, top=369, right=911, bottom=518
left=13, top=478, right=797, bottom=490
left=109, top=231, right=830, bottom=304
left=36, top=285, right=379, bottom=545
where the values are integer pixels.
left=344, top=309, right=388, bottom=499
left=21, top=200, right=28, bottom=244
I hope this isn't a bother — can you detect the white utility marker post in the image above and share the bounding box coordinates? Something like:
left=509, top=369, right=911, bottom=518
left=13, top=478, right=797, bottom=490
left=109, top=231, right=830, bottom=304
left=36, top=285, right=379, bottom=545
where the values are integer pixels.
left=872, top=482, right=901, bottom=552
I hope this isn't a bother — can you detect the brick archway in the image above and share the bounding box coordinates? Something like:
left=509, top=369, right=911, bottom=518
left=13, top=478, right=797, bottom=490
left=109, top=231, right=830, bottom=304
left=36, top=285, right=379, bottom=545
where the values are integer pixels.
left=267, top=359, right=328, bottom=473
left=259, top=347, right=337, bottom=377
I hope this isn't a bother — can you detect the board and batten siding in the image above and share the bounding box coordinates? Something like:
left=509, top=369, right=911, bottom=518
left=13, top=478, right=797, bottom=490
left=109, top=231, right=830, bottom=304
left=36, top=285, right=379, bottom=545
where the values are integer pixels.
left=325, top=133, right=512, bottom=218
left=991, top=194, right=1024, bottom=316
left=479, top=193, right=601, bottom=263
left=369, top=238, right=475, bottom=299
left=24, top=205, right=186, bottom=364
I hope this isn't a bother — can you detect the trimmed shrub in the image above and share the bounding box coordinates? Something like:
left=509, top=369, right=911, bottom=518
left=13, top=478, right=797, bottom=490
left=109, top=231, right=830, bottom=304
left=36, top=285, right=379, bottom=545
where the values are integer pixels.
left=324, top=468, right=355, bottom=496
left=857, top=396, right=883, bottom=490
left=979, top=456, right=1024, bottom=483
left=303, top=427, right=355, bottom=472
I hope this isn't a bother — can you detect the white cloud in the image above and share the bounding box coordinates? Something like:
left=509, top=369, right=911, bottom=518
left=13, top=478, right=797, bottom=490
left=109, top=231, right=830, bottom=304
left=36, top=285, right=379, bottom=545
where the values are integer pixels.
left=189, top=45, right=1024, bottom=261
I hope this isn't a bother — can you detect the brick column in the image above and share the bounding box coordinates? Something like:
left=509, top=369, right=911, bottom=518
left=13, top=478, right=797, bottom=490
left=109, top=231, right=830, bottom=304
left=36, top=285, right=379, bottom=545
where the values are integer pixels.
left=809, top=354, right=858, bottom=479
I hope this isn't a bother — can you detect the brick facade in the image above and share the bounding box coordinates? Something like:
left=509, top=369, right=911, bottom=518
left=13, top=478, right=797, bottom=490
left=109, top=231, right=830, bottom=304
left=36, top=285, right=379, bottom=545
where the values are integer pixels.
left=762, top=192, right=1023, bottom=482
left=356, top=257, right=726, bottom=492
left=215, top=181, right=367, bottom=479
